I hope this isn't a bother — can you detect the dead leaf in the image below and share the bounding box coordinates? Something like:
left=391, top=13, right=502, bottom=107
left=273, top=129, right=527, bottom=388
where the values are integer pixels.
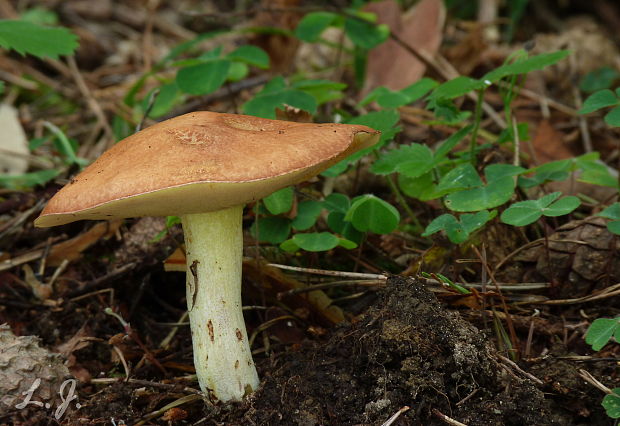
left=248, top=0, right=302, bottom=73
left=0, top=104, right=29, bottom=175
left=528, top=119, right=573, bottom=164
left=46, top=219, right=122, bottom=267
left=363, top=0, right=445, bottom=94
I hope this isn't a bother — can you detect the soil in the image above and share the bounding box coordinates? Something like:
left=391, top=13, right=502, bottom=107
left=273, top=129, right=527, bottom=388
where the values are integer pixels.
left=51, top=277, right=612, bottom=425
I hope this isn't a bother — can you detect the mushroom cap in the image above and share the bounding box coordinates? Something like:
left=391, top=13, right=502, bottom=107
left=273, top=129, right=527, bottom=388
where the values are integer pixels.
left=35, top=111, right=380, bottom=227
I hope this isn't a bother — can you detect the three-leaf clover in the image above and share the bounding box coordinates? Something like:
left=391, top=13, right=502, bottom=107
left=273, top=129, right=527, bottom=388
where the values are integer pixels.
left=501, top=192, right=580, bottom=226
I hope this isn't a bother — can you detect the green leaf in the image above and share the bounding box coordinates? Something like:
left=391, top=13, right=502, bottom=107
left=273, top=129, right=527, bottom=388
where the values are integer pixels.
left=543, top=195, right=580, bottom=217
left=327, top=211, right=363, bottom=244
left=371, top=144, right=434, bottom=177
left=176, top=60, right=231, bottom=95
left=294, top=12, right=338, bottom=42
left=585, top=318, right=620, bottom=351
left=344, top=16, right=389, bottom=49
left=434, top=125, right=473, bottom=160
left=501, top=192, right=580, bottom=226
left=20, top=8, right=58, bottom=25
left=607, top=221, right=620, bottom=235
left=263, top=187, right=294, bottom=215
left=368, top=88, right=410, bottom=108
left=602, top=389, right=620, bottom=419
left=445, top=176, right=515, bottom=212
left=483, top=50, right=570, bottom=83
left=250, top=217, right=291, bottom=244
left=360, top=78, right=438, bottom=109
left=292, top=200, right=323, bottom=230
left=323, top=193, right=350, bottom=213
left=226, top=62, right=248, bottom=82
left=144, top=82, right=179, bottom=118
left=291, top=232, right=340, bottom=252
left=227, top=45, right=269, bottom=68
left=604, top=105, right=620, bottom=127
left=423, top=211, right=492, bottom=244
left=599, top=204, right=620, bottom=235
left=579, top=169, right=619, bottom=188
left=437, top=163, right=482, bottom=192
left=292, top=79, right=346, bottom=105
left=579, top=67, right=620, bottom=93
left=429, top=76, right=486, bottom=100
left=485, top=164, right=525, bottom=180
left=599, top=203, right=620, bottom=221
left=0, top=20, right=78, bottom=59
left=0, top=169, right=59, bottom=189
left=322, top=110, right=401, bottom=177
left=338, top=238, right=358, bottom=249
left=242, top=77, right=317, bottom=119
left=580, top=89, right=619, bottom=114
left=398, top=172, right=440, bottom=201
left=345, top=195, right=400, bottom=234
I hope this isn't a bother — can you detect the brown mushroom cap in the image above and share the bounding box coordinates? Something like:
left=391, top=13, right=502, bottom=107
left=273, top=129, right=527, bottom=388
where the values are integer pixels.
left=35, top=111, right=379, bottom=227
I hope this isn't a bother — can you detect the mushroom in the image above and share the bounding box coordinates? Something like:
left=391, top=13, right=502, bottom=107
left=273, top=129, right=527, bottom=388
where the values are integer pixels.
left=35, top=111, right=379, bottom=402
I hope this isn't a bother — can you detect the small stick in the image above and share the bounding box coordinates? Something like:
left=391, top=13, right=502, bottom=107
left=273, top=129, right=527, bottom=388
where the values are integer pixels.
left=104, top=308, right=168, bottom=376
left=90, top=377, right=201, bottom=394
left=111, top=345, right=131, bottom=380
left=159, top=311, right=188, bottom=349
left=267, top=263, right=387, bottom=280
left=578, top=369, right=613, bottom=394
left=497, top=354, right=543, bottom=384
left=279, top=279, right=385, bottom=297
left=381, top=406, right=410, bottom=426
left=66, top=56, right=114, bottom=141
left=432, top=409, right=468, bottom=426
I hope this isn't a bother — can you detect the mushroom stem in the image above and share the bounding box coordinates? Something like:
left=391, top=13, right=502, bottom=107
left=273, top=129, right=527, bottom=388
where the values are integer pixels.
left=181, top=206, right=259, bottom=401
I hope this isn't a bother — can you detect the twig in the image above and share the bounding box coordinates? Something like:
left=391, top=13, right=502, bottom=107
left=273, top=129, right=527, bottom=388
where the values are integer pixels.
left=105, top=307, right=168, bottom=376
left=65, top=56, right=114, bottom=142
left=278, top=279, right=386, bottom=297
left=472, top=245, right=519, bottom=356
left=137, top=88, right=160, bottom=132
left=112, top=345, right=131, bottom=380
left=267, top=263, right=387, bottom=280
left=432, top=409, right=468, bottom=426
left=497, top=354, right=543, bottom=384
left=90, top=377, right=201, bottom=394
left=537, top=283, right=620, bottom=305
left=159, top=311, right=188, bottom=349
left=381, top=406, right=410, bottom=426
left=578, top=369, right=614, bottom=394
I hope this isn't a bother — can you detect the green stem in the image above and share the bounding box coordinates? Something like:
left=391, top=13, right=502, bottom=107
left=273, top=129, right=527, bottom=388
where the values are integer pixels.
left=181, top=206, right=259, bottom=402
left=385, top=175, right=422, bottom=231
left=469, top=89, right=485, bottom=166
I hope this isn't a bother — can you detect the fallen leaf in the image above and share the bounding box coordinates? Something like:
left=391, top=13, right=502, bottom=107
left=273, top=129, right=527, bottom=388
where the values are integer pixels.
left=363, top=0, right=445, bottom=94
left=528, top=119, right=573, bottom=164
left=0, top=104, right=29, bottom=175
left=46, top=219, right=122, bottom=266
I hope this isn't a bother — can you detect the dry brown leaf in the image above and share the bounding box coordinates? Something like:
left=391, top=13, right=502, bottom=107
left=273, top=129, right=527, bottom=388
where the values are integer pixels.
left=528, top=119, right=573, bottom=164
left=248, top=0, right=302, bottom=73
left=46, top=219, right=122, bottom=267
left=363, top=0, right=445, bottom=94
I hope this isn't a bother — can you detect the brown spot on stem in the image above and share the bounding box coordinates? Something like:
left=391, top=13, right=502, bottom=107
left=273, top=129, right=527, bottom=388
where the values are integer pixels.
left=208, top=320, right=214, bottom=342
left=188, top=260, right=199, bottom=311
left=235, top=360, right=239, bottom=369
left=235, top=328, right=243, bottom=341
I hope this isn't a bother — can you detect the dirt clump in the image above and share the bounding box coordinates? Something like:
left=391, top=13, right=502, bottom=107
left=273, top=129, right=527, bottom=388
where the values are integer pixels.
left=231, top=277, right=551, bottom=425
